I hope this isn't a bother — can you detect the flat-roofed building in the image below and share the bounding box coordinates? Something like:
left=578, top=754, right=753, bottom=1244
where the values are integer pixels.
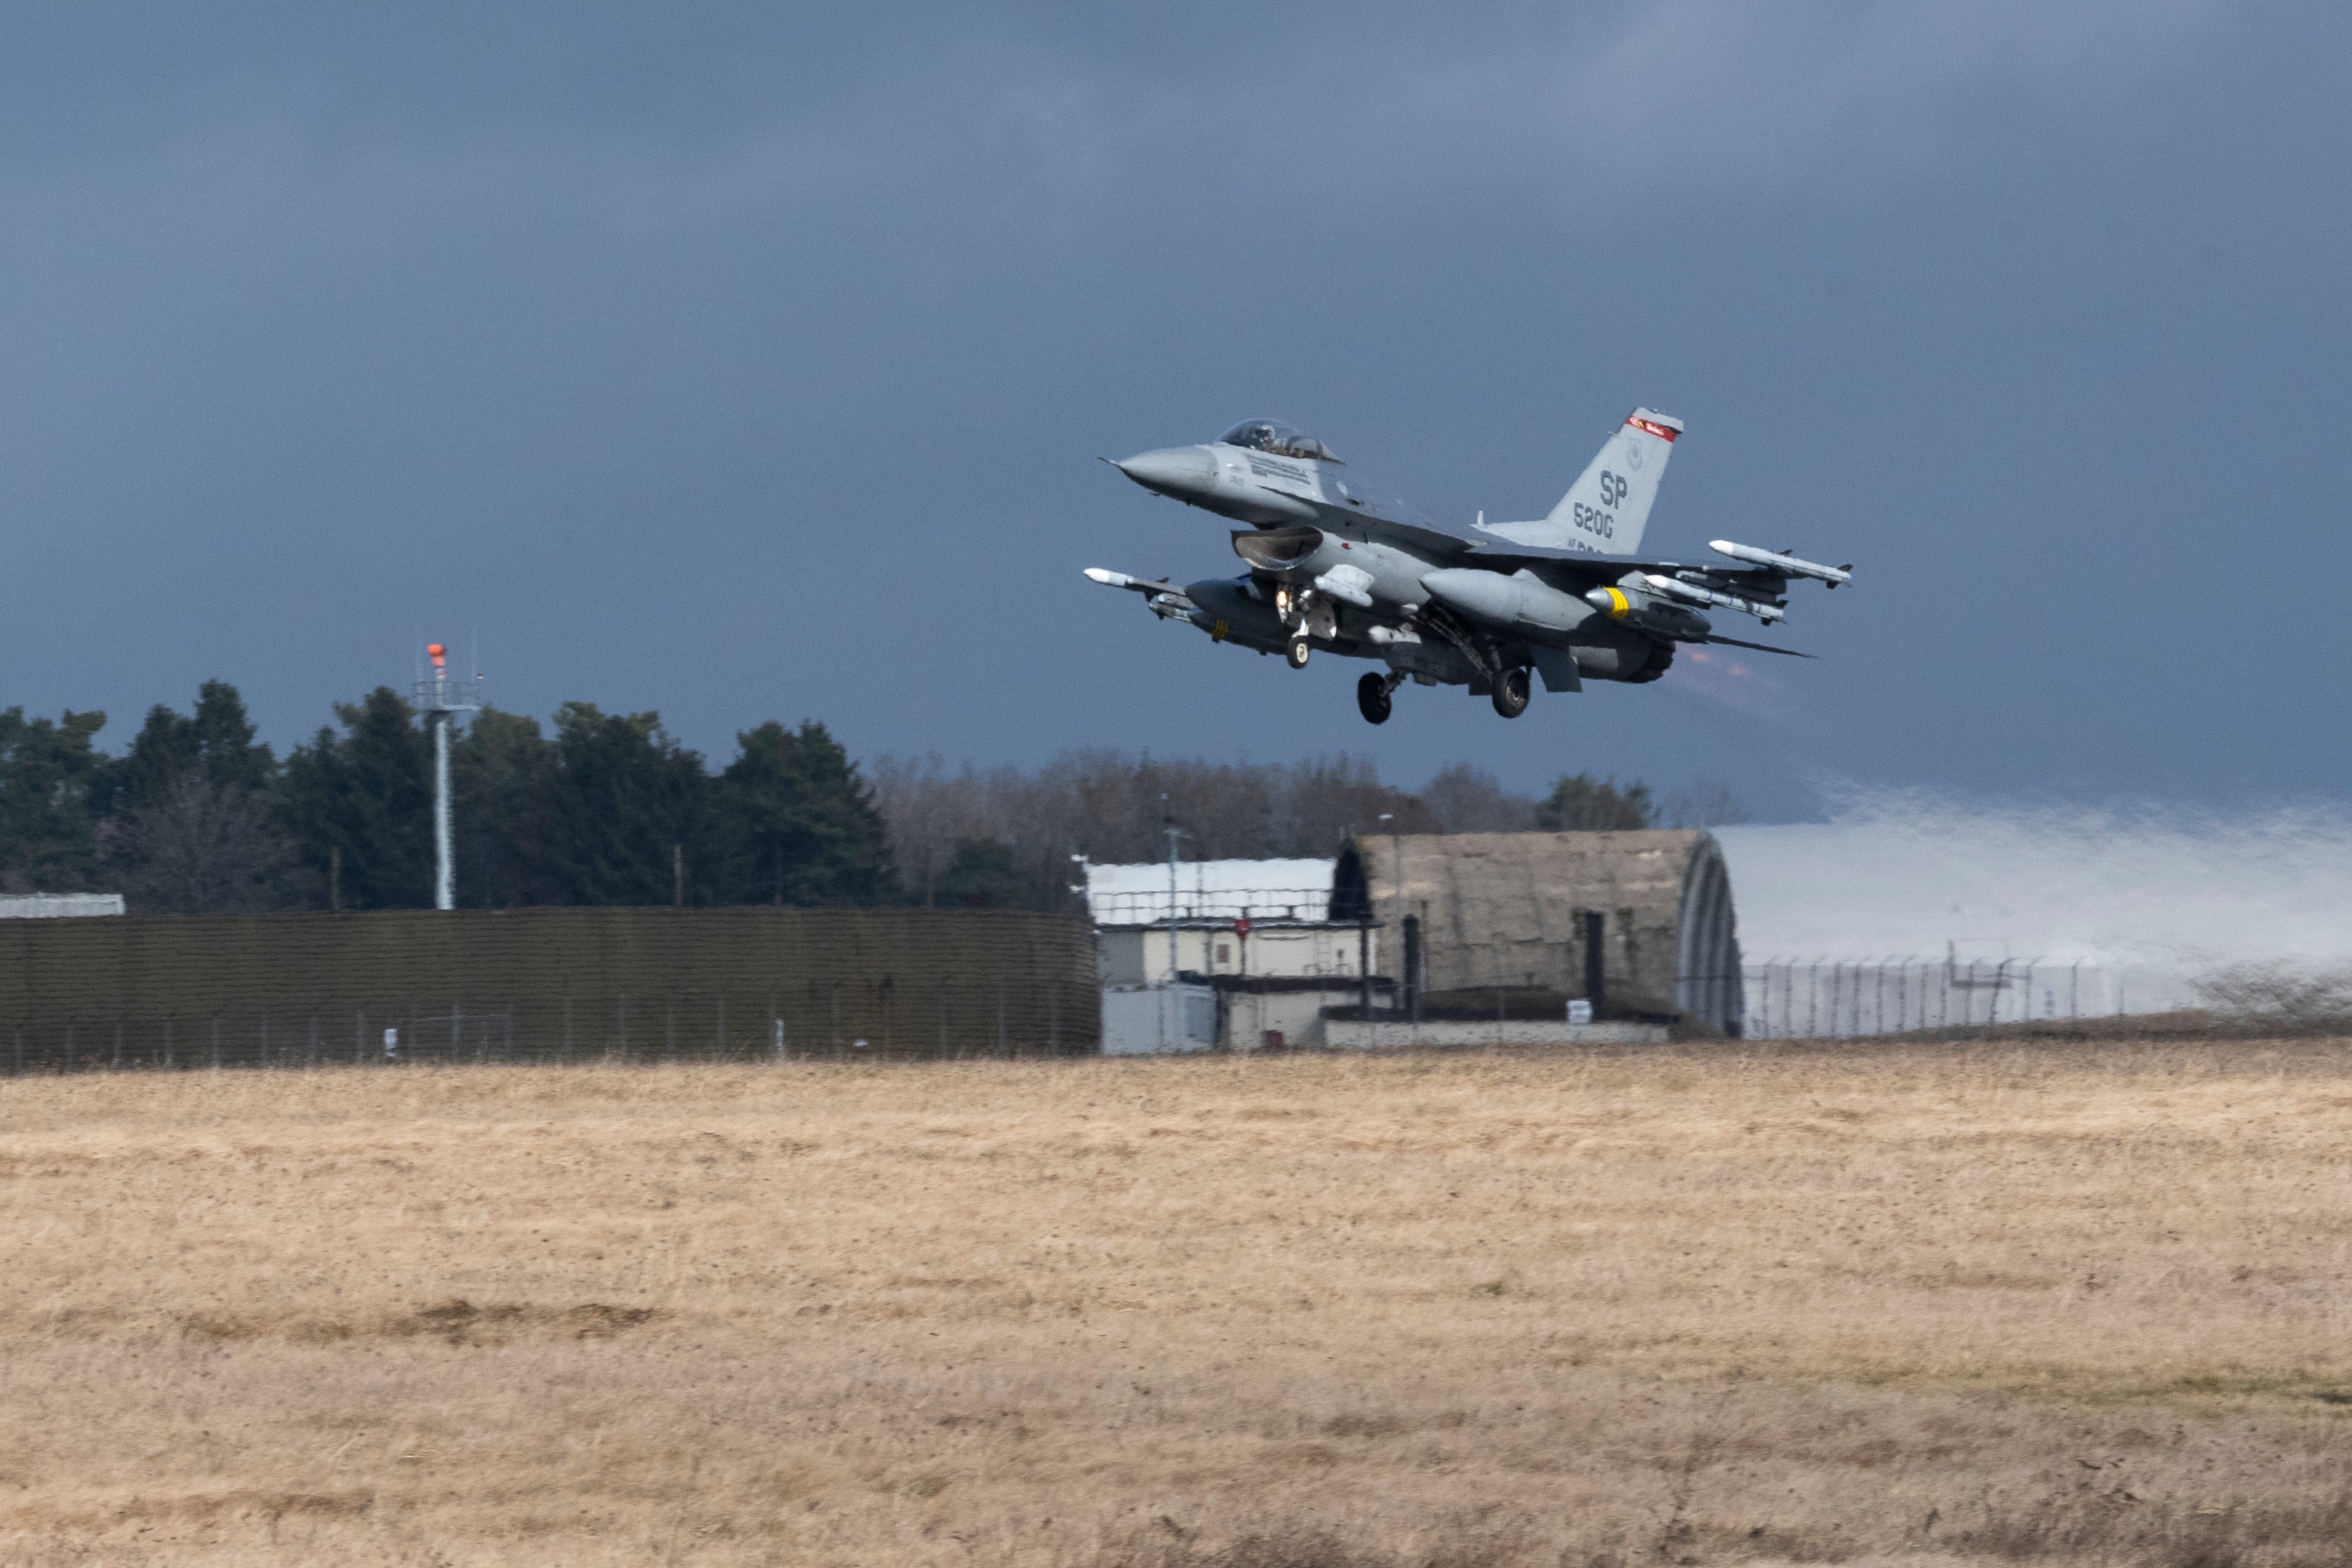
left=1083, top=857, right=1382, bottom=1051
left=0, top=894, right=124, bottom=919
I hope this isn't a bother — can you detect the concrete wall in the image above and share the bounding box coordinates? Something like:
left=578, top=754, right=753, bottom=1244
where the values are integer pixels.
left=1356, top=831, right=1743, bottom=1033
left=1325, top=1018, right=1668, bottom=1048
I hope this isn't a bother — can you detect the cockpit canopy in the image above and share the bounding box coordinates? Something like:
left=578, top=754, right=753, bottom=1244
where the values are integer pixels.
left=1219, top=420, right=1342, bottom=463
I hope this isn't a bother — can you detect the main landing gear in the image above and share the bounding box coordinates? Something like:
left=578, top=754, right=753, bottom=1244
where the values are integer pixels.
left=1491, top=666, right=1531, bottom=719
left=1356, top=671, right=1405, bottom=726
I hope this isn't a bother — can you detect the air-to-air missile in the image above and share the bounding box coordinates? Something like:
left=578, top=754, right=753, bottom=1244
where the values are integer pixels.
left=1707, top=539, right=1853, bottom=585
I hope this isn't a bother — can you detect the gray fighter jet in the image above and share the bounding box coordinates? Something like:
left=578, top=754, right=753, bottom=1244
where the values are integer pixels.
left=1087, top=410, right=1851, bottom=722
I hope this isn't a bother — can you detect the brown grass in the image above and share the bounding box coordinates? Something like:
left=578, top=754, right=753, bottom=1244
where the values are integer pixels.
left=4, top=1041, right=2352, bottom=1565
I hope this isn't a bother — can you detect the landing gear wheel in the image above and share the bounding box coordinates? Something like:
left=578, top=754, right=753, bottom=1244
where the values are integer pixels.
left=1491, top=666, right=1531, bottom=718
left=1285, top=636, right=1312, bottom=670
left=1356, top=672, right=1392, bottom=725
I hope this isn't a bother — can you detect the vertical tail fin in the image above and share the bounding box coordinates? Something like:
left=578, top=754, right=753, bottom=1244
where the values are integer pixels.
left=1537, top=408, right=1682, bottom=554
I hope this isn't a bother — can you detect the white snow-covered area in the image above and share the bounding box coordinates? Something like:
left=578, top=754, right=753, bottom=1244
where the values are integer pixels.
left=1717, top=798, right=2352, bottom=972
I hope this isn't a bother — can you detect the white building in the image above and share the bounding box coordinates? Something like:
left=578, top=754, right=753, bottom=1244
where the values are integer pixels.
left=0, top=894, right=124, bottom=919
left=1083, top=858, right=1383, bottom=1052
left=1087, top=857, right=1376, bottom=986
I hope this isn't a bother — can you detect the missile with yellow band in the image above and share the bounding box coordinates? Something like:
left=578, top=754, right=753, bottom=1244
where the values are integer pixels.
left=1589, top=585, right=1634, bottom=620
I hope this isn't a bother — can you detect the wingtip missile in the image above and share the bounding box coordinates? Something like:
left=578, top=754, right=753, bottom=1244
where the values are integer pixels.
left=1707, top=539, right=1853, bottom=586
left=1087, top=567, right=1191, bottom=601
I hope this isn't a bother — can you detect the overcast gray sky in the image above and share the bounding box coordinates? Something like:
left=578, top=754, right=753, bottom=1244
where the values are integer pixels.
left=3, top=1, right=2344, bottom=820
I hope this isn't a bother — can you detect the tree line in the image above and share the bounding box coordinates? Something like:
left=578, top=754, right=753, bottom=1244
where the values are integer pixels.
left=0, top=683, right=1746, bottom=915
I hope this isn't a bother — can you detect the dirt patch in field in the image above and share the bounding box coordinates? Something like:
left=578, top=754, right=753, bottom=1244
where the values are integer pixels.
left=177, top=1298, right=664, bottom=1346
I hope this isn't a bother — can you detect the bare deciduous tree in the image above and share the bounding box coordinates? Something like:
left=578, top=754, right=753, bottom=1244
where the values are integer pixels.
left=1420, top=763, right=1536, bottom=834
left=869, top=750, right=1744, bottom=904
left=868, top=751, right=1439, bottom=908
left=101, top=769, right=302, bottom=914
left=1660, top=781, right=1751, bottom=830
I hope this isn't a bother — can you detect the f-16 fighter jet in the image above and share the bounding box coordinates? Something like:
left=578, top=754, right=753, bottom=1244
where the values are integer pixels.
left=1088, top=412, right=1852, bottom=723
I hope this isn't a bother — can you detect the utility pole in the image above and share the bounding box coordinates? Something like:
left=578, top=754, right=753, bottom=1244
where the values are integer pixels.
left=412, top=643, right=481, bottom=911
left=1386, top=816, right=1404, bottom=938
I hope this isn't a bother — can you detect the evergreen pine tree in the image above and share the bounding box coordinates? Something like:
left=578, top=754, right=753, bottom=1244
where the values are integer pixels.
left=280, top=688, right=434, bottom=909
left=1533, top=773, right=1656, bottom=832
left=536, top=703, right=710, bottom=905
left=98, top=682, right=294, bottom=913
left=0, top=708, right=108, bottom=891
left=933, top=837, right=1025, bottom=908
left=449, top=708, right=559, bottom=908
left=712, top=721, right=892, bottom=906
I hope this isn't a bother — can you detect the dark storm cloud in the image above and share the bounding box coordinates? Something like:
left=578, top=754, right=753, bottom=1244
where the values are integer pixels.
left=0, top=2, right=2341, bottom=820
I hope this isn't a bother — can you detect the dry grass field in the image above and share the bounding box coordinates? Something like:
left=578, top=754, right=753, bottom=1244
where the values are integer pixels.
left=4, top=1041, right=2352, bottom=1567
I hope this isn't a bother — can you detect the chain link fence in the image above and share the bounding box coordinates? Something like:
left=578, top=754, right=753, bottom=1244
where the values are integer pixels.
left=1739, top=957, right=2199, bottom=1040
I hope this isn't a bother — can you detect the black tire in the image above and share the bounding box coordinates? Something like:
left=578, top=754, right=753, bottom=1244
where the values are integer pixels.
left=1356, top=672, right=1392, bottom=725
left=1491, top=666, right=1531, bottom=718
left=1285, top=636, right=1311, bottom=670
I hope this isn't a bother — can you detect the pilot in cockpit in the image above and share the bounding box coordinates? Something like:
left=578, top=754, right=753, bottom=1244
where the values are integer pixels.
left=1220, top=420, right=1341, bottom=463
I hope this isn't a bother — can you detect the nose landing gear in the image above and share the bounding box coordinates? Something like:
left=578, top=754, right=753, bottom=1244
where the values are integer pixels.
left=1281, top=587, right=1335, bottom=671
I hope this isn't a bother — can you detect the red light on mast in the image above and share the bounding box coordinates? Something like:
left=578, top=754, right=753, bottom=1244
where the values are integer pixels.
left=427, top=643, right=446, bottom=669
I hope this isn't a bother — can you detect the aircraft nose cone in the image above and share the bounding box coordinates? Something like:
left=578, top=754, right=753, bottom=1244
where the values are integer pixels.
left=1114, top=446, right=1217, bottom=497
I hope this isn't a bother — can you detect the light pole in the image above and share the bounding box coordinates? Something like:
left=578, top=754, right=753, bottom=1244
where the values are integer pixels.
left=412, top=643, right=482, bottom=911
left=1161, top=796, right=1183, bottom=1051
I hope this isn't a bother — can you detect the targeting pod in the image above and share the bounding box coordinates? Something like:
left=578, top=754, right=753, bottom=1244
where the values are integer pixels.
left=1707, top=540, right=1853, bottom=586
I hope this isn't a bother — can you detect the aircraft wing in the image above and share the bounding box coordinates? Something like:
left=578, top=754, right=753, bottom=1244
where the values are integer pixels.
left=1308, top=505, right=1489, bottom=560
left=1458, top=539, right=1799, bottom=592
left=1456, top=540, right=1719, bottom=578
left=1284, top=488, right=1719, bottom=577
